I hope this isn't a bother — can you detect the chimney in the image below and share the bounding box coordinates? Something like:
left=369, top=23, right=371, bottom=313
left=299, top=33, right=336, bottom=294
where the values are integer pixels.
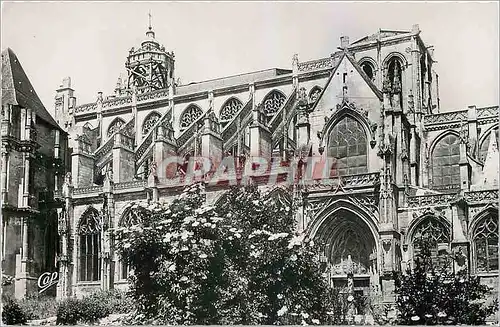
left=340, top=36, right=350, bottom=49
left=412, top=24, right=420, bottom=34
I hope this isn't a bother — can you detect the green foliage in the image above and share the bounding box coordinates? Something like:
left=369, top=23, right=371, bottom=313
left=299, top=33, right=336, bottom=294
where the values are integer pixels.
left=115, top=183, right=345, bottom=325
left=394, top=238, right=498, bottom=325
left=2, top=296, right=28, bottom=325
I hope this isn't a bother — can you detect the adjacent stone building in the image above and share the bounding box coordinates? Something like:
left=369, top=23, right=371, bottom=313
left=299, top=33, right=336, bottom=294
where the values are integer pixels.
left=3, top=23, right=498, bottom=308
left=1, top=48, right=69, bottom=298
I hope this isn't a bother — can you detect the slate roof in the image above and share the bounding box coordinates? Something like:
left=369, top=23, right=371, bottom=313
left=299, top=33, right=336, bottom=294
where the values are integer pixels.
left=2, top=48, right=61, bottom=130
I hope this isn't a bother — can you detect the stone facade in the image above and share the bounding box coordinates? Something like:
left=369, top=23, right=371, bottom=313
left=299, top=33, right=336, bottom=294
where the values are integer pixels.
left=1, top=48, right=69, bottom=298
left=4, top=24, right=498, bottom=306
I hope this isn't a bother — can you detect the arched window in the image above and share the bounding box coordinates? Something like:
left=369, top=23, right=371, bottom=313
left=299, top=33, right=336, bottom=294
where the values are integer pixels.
left=479, top=128, right=499, bottom=163
left=309, top=86, right=322, bottom=103
left=119, top=206, right=145, bottom=280
left=473, top=214, right=498, bottom=272
left=360, top=62, right=375, bottom=81
left=142, top=112, right=161, bottom=136
left=219, top=98, right=243, bottom=127
left=107, top=118, right=125, bottom=137
left=412, top=217, right=450, bottom=267
left=78, top=207, right=102, bottom=282
left=327, top=116, right=368, bottom=176
left=385, top=57, right=403, bottom=108
left=179, top=105, right=203, bottom=132
left=262, top=90, right=286, bottom=117
left=431, top=134, right=461, bottom=190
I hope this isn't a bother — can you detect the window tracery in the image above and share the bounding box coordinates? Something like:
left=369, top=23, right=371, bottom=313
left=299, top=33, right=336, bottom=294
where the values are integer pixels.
left=473, top=215, right=498, bottom=272
left=431, top=134, right=461, bottom=190
left=179, top=105, right=203, bottom=131
left=479, top=128, right=499, bottom=163
left=412, top=217, right=450, bottom=268
left=262, top=90, right=286, bottom=116
left=412, top=218, right=450, bottom=244
left=327, top=116, right=368, bottom=176
left=219, top=98, right=243, bottom=125
left=142, top=112, right=161, bottom=136
left=78, top=207, right=102, bottom=282
left=107, top=118, right=125, bottom=137
left=119, top=207, right=144, bottom=280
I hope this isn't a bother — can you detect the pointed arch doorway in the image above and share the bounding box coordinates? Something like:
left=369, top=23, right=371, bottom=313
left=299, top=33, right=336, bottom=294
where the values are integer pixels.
left=312, top=207, right=378, bottom=314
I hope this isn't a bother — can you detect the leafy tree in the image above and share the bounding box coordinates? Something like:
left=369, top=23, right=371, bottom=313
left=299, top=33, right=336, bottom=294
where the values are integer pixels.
left=394, top=238, right=498, bottom=325
left=114, top=183, right=346, bottom=325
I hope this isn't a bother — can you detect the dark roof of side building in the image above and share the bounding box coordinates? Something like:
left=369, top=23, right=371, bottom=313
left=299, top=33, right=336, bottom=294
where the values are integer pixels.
left=2, top=48, right=63, bottom=130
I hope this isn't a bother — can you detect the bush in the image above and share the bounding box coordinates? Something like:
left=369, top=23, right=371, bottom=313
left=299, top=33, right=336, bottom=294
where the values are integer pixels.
left=115, top=184, right=349, bottom=325
left=19, top=294, right=58, bottom=320
left=56, top=298, right=84, bottom=325
left=395, top=238, right=498, bottom=325
left=56, top=290, right=134, bottom=325
left=2, top=296, right=28, bottom=325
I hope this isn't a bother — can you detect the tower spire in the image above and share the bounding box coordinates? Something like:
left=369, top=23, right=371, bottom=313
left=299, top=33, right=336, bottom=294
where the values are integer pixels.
left=148, top=10, right=152, bottom=30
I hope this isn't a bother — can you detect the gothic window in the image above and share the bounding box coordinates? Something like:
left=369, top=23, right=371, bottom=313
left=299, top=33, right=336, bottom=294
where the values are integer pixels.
left=219, top=98, right=243, bottom=127
left=431, top=134, right=461, bottom=190
left=385, top=57, right=403, bottom=108
left=179, top=105, right=203, bottom=132
left=473, top=214, right=499, bottom=272
left=412, top=217, right=451, bottom=266
left=479, top=128, right=499, bottom=163
left=119, top=207, right=144, bottom=280
left=327, top=116, right=368, bottom=176
left=107, top=118, right=125, bottom=137
left=309, top=86, right=322, bottom=103
left=262, top=90, right=286, bottom=117
left=413, top=218, right=450, bottom=245
left=142, top=112, right=161, bottom=136
left=360, top=61, right=375, bottom=81
left=78, top=207, right=102, bottom=282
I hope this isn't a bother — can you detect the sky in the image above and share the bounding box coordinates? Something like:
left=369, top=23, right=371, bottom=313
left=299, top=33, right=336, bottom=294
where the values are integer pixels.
left=1, top=1, right=498, bottom=115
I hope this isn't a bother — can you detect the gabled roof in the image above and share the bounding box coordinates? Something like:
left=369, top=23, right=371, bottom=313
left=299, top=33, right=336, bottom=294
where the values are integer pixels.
left=351, top=29, right=411, bottom=46
left=310, top=51, right=382, bottom=112
left=344, top=53, right=383, bottom=101
left=2, top=48, right=61, bottom=130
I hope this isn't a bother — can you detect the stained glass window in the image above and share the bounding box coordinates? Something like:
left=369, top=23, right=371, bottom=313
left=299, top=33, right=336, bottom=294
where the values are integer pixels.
left=219, top=98, right=243, bottom=126
left=180, top=105, right=203, bottom=131
left=107, top=118, right=125, bottom=137
left=142, top=112, right=161, bottom=136
left=262, top=90, right=286, bottom=116
left=78, top=207, right=102, bottom=282
left=309, top=86, right=322, bottom=103
left=473, top=215, right=499, bottom=272
left=327, top=116, right=368, bottom=176
left=479, top=129, right=499, bottom=163
left=431, top=134, right=461, bottom=190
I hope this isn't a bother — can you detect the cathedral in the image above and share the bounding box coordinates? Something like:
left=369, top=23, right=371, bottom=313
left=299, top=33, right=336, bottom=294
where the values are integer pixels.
left=1, top=22, right=498, bottom=306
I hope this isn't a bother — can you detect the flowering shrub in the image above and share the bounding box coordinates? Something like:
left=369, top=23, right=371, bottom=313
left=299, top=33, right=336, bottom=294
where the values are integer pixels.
left=394, top=238, right=498, bottom=325
left=115, top=183, right=342, bottom=324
